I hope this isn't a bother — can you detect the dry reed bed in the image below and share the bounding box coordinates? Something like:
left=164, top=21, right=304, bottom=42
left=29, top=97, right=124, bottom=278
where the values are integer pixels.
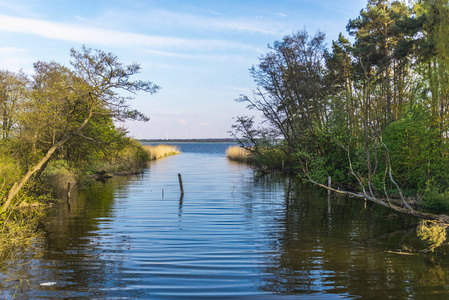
left=226, top=145, right=251, bottom=162
left=143, top=144, right=181, bottom=160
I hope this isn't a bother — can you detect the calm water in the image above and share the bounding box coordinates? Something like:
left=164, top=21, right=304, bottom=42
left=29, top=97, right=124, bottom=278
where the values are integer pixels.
left=2, top=143, right=449, bottom=299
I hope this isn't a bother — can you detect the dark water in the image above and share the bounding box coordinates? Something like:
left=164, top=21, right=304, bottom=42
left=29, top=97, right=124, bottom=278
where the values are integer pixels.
left=2, top=143, right=449, bottom=299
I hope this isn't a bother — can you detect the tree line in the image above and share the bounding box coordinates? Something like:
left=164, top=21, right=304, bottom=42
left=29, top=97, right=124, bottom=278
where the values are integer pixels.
left=0, top=46, right=158, bottom=214
left=232, top=0, right=449, bottom=221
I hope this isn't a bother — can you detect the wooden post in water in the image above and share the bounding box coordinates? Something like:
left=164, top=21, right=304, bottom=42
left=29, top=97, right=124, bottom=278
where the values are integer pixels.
left=67, top=182, right=71, bottom=202
left=327, top=176, right=331, bottom=214
left=178, top=173, right=184, bottom=195
left=67, top=182, right=72, bottom=211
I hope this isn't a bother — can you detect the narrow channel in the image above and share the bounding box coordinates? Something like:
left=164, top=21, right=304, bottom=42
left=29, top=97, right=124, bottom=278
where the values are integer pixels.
left=3, top=143, right=447, bottom=299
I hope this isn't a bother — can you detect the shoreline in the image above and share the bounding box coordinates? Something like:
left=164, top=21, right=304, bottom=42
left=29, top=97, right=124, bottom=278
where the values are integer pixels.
left=139, top=139, right=237, bottom=144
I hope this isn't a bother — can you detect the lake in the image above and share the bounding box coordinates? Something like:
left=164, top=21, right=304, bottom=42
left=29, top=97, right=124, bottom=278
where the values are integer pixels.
left=2, top=143, right=449, bottom=299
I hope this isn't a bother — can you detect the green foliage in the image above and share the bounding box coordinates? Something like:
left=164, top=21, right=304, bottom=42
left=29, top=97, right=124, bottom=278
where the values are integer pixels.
left=40, top=160, right=76, bottom=198
left=383, top=105, right=449, bottom=192
left=251, top=143, right=290, bottom=172
left=0, top=142, right=22, bottom=193
left=0, top=46, right=160, bottom=217
left=421, top=190, right=449, bottom=212
left=85, top=138, right=150, bottom=174
left=233, top=1, right=449, bottom=216
left=113, top=138, right=150, bottom=172
left=0, top=205, right=44, bottom=267
left=420, top=179, right=449, bottom=212
left=416, top=220, right=447, bottom=252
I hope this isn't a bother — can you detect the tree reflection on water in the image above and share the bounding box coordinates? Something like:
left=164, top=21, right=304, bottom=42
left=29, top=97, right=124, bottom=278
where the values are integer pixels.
left=251, top=175, right=449, bottom=298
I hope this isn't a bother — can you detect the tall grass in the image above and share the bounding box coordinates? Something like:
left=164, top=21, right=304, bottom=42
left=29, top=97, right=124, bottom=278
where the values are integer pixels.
left=143, top=144, right=181, bottom=160
left=226, top=145, right=251, bottom=163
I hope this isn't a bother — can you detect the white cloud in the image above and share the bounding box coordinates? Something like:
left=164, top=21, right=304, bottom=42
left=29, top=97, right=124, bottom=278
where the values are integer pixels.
left=0, top=47, right=33, bottom=72
left=275, top=13, right=287, bottom=18
left=0, top=14, right=258, bottom=52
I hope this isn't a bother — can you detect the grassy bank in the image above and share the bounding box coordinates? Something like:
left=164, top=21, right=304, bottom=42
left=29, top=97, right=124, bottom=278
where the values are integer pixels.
left=0, top=142, right=180, bottom=269
left=143, top=144, right=181, bottom=160
left=40, top=142, right=181, bottom=196
left=87, top=139, right=151, bottom=176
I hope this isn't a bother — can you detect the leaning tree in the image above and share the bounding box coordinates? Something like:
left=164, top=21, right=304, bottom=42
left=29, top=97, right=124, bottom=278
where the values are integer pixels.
left=1, top=46, right=159, bottom=213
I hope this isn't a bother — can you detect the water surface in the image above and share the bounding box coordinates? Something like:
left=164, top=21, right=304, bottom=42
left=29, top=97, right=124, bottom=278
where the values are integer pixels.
left=2, top=143, right=449, bottom=299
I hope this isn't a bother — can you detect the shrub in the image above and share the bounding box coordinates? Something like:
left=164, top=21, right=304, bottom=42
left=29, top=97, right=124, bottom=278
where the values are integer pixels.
left=252, top=145, right=290, bottom=172
left=420, top=180, right=449, bottom=213
left=421, top=190, right=449, bottom=212
left=40, top=160, right=77, bottom=199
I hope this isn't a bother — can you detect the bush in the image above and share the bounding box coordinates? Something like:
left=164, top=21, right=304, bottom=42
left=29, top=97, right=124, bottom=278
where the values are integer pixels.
left=40, top=160, right=77, bottom=199
left=79, top=138, right=151, bottom=175
left=0, top=152, right=22, bottom=200
left=252, top=144, right=290, bottom=172
left=421, top=180, right=449, bottom=213
left=383, top=105, right=449, bottom=192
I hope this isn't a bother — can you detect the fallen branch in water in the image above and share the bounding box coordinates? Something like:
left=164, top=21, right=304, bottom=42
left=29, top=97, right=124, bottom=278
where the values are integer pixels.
left=385, top=251, right=420, bottom=256
left=307, top=177, right=449, bottom=225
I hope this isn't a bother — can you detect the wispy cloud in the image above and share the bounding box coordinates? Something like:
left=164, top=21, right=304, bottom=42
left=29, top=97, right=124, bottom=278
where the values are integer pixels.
left=227, top=86, right=253, bottom=94
left=0, top=47, right=33, bottom=71
left=102, top=9, right=288, bottom=36
left=0, top=14, right=258, bottom=52
left=275, top=13, right=288, bottom=18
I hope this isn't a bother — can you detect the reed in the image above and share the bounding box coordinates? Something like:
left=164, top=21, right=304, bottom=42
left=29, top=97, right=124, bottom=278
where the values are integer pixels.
left=226, top=145, right=251, bottom=163
left=143, top=144, right=181, bottom=160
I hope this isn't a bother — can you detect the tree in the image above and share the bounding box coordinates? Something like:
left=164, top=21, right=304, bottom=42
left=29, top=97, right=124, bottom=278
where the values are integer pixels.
left=0, top=70, right=28, bottom=140
left=233, top=1, right=449, bottom=226
left=235, top=30, right=331, bottom=161
left=419, top=0, right=449, bottom=139
left=1, top=46, right=159, bottom=212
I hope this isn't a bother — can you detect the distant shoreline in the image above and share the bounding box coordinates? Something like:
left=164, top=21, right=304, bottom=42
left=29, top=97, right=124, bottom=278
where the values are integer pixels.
left=139, top=138, right=238, bottom=144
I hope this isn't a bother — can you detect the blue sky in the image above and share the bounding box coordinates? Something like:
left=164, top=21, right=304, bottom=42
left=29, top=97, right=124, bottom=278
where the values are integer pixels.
left=0, top=0, right=367, bottom=139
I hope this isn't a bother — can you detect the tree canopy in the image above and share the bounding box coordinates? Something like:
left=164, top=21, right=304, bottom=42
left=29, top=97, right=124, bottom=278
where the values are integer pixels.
left=0, top=46, right=159, bottom=212
left=233, top=0, right=449, bottom=223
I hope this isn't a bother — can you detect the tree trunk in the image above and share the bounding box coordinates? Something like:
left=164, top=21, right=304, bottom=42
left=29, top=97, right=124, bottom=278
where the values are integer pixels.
left=1, top=105, right=93, bottom=212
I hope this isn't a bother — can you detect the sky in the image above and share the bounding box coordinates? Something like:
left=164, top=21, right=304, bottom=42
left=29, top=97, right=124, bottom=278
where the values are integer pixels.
left=0, top=0, right=368, bottom=139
